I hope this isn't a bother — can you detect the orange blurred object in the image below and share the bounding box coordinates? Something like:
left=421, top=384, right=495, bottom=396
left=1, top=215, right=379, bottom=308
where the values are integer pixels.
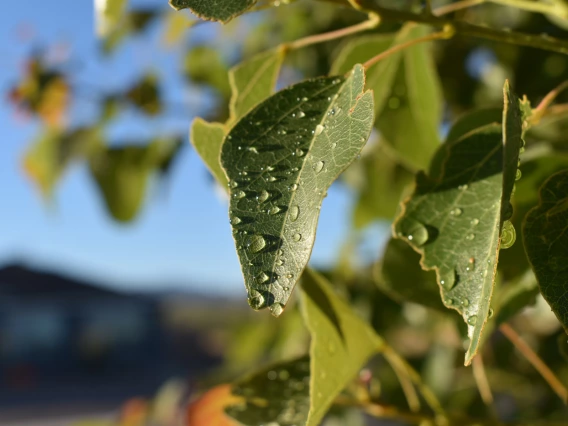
left=186, top=384, right=243, bottom=426
left=119, top=398, right=149, bottom=426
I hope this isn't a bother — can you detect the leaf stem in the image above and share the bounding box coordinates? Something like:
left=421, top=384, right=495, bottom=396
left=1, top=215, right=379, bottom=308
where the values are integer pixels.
left=362, top=25, right=455, bottom=69
left=434, top=0, right=485, bottom=16
left=472, top=354, right=494, bottom=406
left=318, top=0, right=568, bottom=54
left=382, top=345, right=447, bottom=417
left=499, top=323, right=568, bottom=403
left=531, top=80, right=568, bottom=124
left=384, top=350, right=421, bottom=412
left=285, top=13, right=380, bottom=51
left=334, top=395, right=434, bottom=424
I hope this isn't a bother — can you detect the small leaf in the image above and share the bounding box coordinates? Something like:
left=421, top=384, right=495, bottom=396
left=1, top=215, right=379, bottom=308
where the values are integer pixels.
left=89, top=138, right=181, bottom=222
left=393, top=82, right=523, bottom=365
left=125, top=73, right=162, bottom=115
left=377, top=25, right=443, bottom=171
left=184, top=46, right=231, bottom=98
left=523, top=169, right=568, bottom=333
left=221, top=65, right=374, bottom=314
left=190, top=118, right=228, bottom=188
left=169, top=0, right=256, bottom=23
left=229, top=47, right=285, bottom=125
left=300, top=268, right=383, bottom=426
left=225, top=356, right=311, bottom=426
left=377, top=238, right=446, bottom=311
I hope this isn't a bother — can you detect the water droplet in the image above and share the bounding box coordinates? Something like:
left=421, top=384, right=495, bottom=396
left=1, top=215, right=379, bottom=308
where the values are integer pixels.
left=295, top=148, right=304, bottom=157
left=257, top=272, right=269, bottom=284
left=500, top=220, right=516, bottom=249
left=293, top=233, right=302, bottom=242
left=471, top=218, right=480, bottom=226
left=229, top=180, right=239, bottom=189
left=271, top=303, right=284, bottom=317
left=440, top=270, right=457, bottom=290
left=313, top=161, right=325, bottom=173
left=458, top=184, right=469, bottom=191
left=286, top=273, right=293, bottom=279
left=301, top=97, right=308, bottom=102
left=257, top=190, right=270, bottom=203
left=297, top=111, right=306, bottom=118
left=268, top=206, right=281, bottom=215
left=451, top=208, right=463, bottom=216
left=248, top=147, right=259, bottom=154
left=234, top=190, right=246, bottom=199
left=247, top=235, right=266, bottom=253
left=466, top=257, right=475, bottom=272
left=248, top=290, right=266, bottom=310
left=314, top=124, right=324, bottom=136
left=446, top=298, right=456, bottom=306
left=467, top=315, right=478, bottom=326
left=488, top=308, right=494, bottom=318
left=331, top=142, right=337, bottom=149
left=515, top=169, right=522, bottom=181
left=276, top=259, right=284, bottom=266
left=399, top=218, right=430, bottom=246
left=267, top=176, right=277, bottom=182
left=277, top=249, right=284, bottom=256
left=462, top=298, right=470, bottom=307
left=290, top=205, right=300, bottom=222
left=230, top=216, right=242, bottom=225
left=466, top=234, right=475, bottom=241
left=289, top=183, right=298, bottom=191
left=283, top=286, right=290, bottom=291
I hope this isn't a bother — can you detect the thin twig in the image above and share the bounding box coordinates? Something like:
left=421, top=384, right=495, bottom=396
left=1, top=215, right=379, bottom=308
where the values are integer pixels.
left=334, top=395, right=433, bottom=424
left=472, top=355, right=494, bottom=406
left=499, top=323, right=568, bottom=403
left=531, top=80, right=568, bottom=123
left=434, top=0, right=485, bottom=16
left=362, top=25, right=454, bottom=69
left=384, top=350, right=421, bottom=412
left=285, top=13, right=379, bottom=51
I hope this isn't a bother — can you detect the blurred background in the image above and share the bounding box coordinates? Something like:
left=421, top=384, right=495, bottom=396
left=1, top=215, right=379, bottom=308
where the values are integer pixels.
left=1, top=0, right=568, bottom=425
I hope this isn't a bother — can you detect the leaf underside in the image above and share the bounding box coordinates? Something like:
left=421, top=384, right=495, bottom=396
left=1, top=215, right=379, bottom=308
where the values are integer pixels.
left=225, top=356, right=311, bottom=426
left=169, top=0, right=256, bottom=23
left=300, top=268, right=383, bottom=426
left=523, top=170, right=568, bottom=333
left=221, top=65, right=374, bottom=316
left=393, top=82, right=522, bottom=365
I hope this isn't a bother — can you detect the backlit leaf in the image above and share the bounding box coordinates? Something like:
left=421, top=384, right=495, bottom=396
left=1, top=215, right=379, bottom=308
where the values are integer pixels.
left=221, top=65, right=374, bottom=315
left=523, top=170, right=568, bottom=333
left=95, top=0, right=129, bottom=37
left=225, top=356, right=311, bottom=425
left=393, top=82, right=523, bottom=365
left=190, top=118, right=228, bottom=188
left=300, top=268, right=384, bottom=426
left=229, top=48, right=285, bottom=125
left=169, top=0, right=256, bottom=23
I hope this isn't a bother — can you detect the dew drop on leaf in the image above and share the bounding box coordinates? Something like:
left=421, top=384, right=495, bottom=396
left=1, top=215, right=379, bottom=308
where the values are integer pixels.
left=248, top=290, right=266, bottom=310
left=471, top=218, right=479, bottom=226
left=234, top=190, right=246, bottom=199
left=399, top=218, right=430, bottom=246
left=268, top=206, right=281, bottom=215
left=257, top=272, right=269, bottom=284
left=257, top=190, right=270, bottom=203
left=450, top=208, right=463, bottom=216
left=462, top=298, right=470, bottom=307
left=289, top=205, right=300, bottom=222
left=247, top=235, right=266, bottom=253
left=515, top=169, right=522, bottom=181
left=229, top=180, right=239, bottom=189
left=297, top=111, right=306, bottom=118
left=458, top=184, right=468, bottom=191
left=230, top=216, right=242, bottom=225
left=466, top=233, right=475, bottom=241
left=466, top=257, right=475, bottom=272
left=314, top=124, right=324, bottom=136
left=270, top=303, right=284, bottom=317
left=289, top=183, right=298, bottom=191
left=296, top=148, right=304, bottom=157
left=440, top=270, right=457, bottom=290
left=313, top=161, right=325, bottom=173
left=293, top=233, right=302, bottom=242
left=467, top=315, right=478, bottom=326
left=488, top=308, right=494, bottom=318
left=500, top=220, right=516, bottom=249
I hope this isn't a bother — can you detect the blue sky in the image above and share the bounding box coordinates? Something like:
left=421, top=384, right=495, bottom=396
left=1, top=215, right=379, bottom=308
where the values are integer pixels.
left=0, top=0, right=386, bottom=295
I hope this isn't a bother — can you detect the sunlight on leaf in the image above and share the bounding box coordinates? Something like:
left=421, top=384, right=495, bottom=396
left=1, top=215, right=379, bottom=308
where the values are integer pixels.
left=95, top=0, right=128, bottom=37
left=221, top=65, right=374, bottom=315
left=169, top=0, right=257, bottom=23
left=300, top=268, right=384, bottom=426
left=190, top=119, right=228, bottom=188
left=393, top=82, right=523, bottom=365
left=524, top=170, right=568, bottom=333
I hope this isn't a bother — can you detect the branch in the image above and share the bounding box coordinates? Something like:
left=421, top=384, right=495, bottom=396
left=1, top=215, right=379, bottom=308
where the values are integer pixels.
left=317, top=0, right=568, bottom=55
left=499, top=323, right=568, bottom=403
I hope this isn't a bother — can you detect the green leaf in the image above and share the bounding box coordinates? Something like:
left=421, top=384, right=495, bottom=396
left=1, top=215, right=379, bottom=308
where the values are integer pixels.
left=377, top=25, right=443, bottom=171
left=226, top=356, right=310, bottom=426
left=353, top=143, right=414, bottom=227
left=377, top=238, right=446, bottom=311
left=393, top=82, right=523, bottom=365
left=229, top=47, right=285, bottom=125
left=169, top=0, right=256, bottom=23
left=300, top=268, right=383, bottom=426
left=125, top=73, right=162, bottom=115
left=184, top=46, right=231, bottom=98
left=95, top=0, right=129, bottom=37
left=221, top=65, right=374, bottom=315
left=523, top=169, right=568, bottom=333
left=89, top=137, right=181, bottom=222
left=190, top=118, right=228, bottom=188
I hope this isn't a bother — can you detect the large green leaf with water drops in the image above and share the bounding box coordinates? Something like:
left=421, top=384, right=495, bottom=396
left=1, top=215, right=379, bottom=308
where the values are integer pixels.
left=523, top=170, right=568, bottom=333
left=300, top=268, right=384, bottom=426
left=393, top=82, right=523, bottom=365
left=221, top=65, right=374, bottom=316
left=169, top=0, right=256, bottom=23
left=190, top=49, right=285, bottom=188
left=225, top=356, right=311, bottom=425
